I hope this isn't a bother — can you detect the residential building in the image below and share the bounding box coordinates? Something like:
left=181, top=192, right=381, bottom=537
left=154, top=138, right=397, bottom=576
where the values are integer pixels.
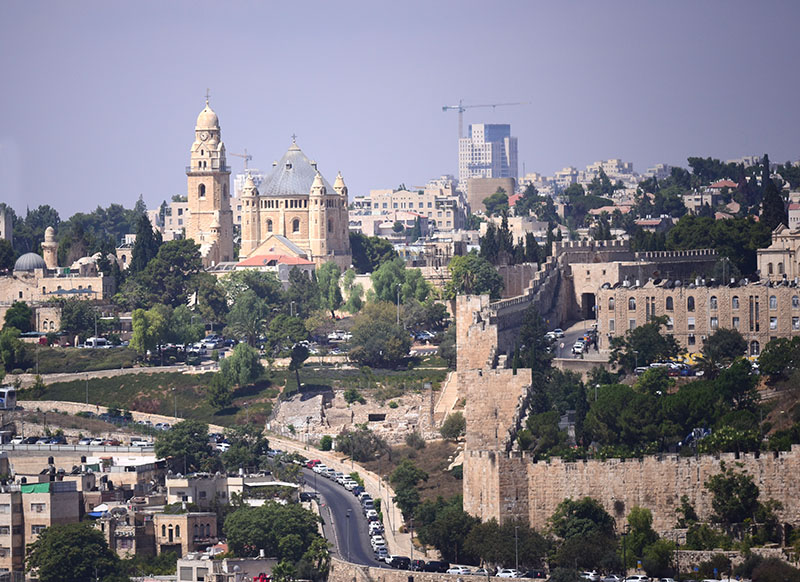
left=596, top=278, right=800, bottom=355
left=788, top=203, right=800, bottom=231
left=154, top=512, right=217, bottom=558
left=148, top=200, right=189, bottom=241
left=757, top=224, right=800, bottom=281
left=458, top=123, right=518, bottom=186
left=177, top=554, right=278, bottom=582
left=352, top=187, right=469, bottom=232
left=466, top=177, right=516, bottom=214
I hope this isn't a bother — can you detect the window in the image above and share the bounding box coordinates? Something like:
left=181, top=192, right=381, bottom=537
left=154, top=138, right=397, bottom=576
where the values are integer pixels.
left=770, top=316, right=778, bottom=330
left=266, top=219, right=273, bottom=233
left=0, top=526, right=9, bottom=535
left=687, top=296, right=695, bottom=311
left=793, top=317, right=800, bottom=331
left=608, top=297, right=615, bottom=310
left=666, top=297, right=673, bottom=310
left=666, top=317, right=674, bottom=331
left=688, top=335, right=696, bottom=346
left=794, top=296, right=800, bottom=309
left=0, top=505, right=9, bottom=514
left=194, top=524, right=199, bottom=537
left=732, top=316, right=740, bottom=329
left=732, top=296, right=740, bottom=309
left=688, top=317, right=695, bottom=331
left=710, top=317, right=718, bottom=330
left=292, top=219, right=300, bottom=233
left=419, top=202, right=423, bottom=208
left=628, top=297, right=636, bottom=310
left=162, top=525, right=166, bottom=537
left=176, top=525, right=180, bottom=538
left=328, top=219, right=333, bottom=233
left=779, top=262, right=785, bottom=275
left=382, top=203, right=387, bottom=209
left=198, top=184, right=206, bottom=198
left=710, top=296, right=717, bottom=310
left=608, top=319, right=615, bottom=332
left=750, top=341, right=760, bottom=356
left=770, top=295, right=777, bottom=310
left=31, top=525, right=46, bottom=535
left=629, top=319, right=636, bottom=330
left=768, top=263, right=774, bottom=275
left=393, top=203, right=398, bottom=209
left=30, top=503, right=45, bottom=513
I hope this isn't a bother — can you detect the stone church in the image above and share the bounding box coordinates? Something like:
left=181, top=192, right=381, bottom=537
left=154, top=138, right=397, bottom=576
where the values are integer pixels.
left=185, top=100, right=351, bottom=270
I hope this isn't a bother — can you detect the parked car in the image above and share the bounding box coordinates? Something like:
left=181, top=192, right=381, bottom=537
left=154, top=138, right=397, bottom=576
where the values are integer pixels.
left=572, top=341, right=585, bottom=355
left=525, top=570, right=547, bottom=579
left=422, top=561, right=450, bottom=573
left=374, top=547, right=388, bottom=561
left=48, top=436, right=67, bottom=444
left=602, top=576, right=623, bottom=582
left=624, top=576, right=650, bottom=582
left=388, top=556, right=411, bottom=570
left=78, top=437, right=92, bottom=445
left=411, top=560, right=426, bottom=571
left=365, top=509, right=379, bottom=521
left=35, top=437, right=50, bottom=445
left=9, top=437, right=23, bottom=445
left=498, top=569, right=520, bottom=578
left=90, top=438, right=104, bottom=446
left=447, top=566, right=472, bottom=575
left=553, top=328, right=564, bottom=338
left=581, top=573, right=601, bottom=582
left=474, top=567, right=492, bottom=576
left=22, top=436, right=39, bottom=444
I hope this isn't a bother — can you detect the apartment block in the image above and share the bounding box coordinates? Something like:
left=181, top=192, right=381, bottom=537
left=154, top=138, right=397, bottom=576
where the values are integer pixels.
left=154, top=512, right=218, bottom=558
left=458, top=123, right=518, bottom=186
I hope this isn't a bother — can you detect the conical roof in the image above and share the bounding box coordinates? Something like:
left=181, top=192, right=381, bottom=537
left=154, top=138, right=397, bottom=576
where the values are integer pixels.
left=196, top=100, right=219, bottom=130
left=259, top=140, right=334, bottom=197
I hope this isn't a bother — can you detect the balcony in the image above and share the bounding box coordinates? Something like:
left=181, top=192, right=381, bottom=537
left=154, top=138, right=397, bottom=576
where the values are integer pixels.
left=185, top=164, right=230, bottom=174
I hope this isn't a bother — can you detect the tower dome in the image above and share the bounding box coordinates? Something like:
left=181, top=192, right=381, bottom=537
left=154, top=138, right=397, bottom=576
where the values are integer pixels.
left=195, top=100, right=219, bottom=130
left=14, top=252, right=47, bottom=272
left=241, top=174, right=258, bottom=197
left=44, top=226, right=55, bottom=242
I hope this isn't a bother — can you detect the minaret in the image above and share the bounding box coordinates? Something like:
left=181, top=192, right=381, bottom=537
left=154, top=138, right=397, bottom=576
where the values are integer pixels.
left=239, top=174, right=260, bottom=259
left=185, top=98, right=235, bottom=264
left=41, top=226, right=58, bottom=269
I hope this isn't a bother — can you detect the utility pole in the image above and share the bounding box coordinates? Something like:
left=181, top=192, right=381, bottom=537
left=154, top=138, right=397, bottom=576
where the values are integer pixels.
left=396, top=284, right=401, bottom=326
left=515, top=525, right=519, bottom=572
left=346, top=508, right=351, bottom=562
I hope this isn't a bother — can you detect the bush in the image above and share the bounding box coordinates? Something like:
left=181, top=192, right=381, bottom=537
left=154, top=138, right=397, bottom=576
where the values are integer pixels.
left=388, top=400, right=398, bottom=409
left=319, top=435, right=332, bottom=451
left=440, top=412, right=466, bottom=439
left=405, top=431, right=426, bottom=450
left=343, top=387, right=366, bottom=405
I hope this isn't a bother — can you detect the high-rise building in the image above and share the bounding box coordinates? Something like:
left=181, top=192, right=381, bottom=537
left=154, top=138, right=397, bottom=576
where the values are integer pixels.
left=458, top=123, right=518, bottom=187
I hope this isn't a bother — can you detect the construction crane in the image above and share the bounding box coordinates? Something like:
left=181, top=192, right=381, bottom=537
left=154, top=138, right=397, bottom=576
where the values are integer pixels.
left=230, top=148, right=253, bottom=172
left=442, top=100, right=529, bottom=140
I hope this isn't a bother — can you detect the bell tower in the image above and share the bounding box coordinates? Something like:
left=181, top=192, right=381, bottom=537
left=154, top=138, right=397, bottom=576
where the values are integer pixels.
left=186, top=97, right=234, bottom=265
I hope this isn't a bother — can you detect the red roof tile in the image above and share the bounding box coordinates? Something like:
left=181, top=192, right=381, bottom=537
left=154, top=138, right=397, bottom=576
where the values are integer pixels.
left=237, top=254, right=314, bottom=267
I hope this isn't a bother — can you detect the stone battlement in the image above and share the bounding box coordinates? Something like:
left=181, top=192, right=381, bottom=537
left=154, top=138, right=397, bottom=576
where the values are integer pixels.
left=635, top=248, right=718, bottom=261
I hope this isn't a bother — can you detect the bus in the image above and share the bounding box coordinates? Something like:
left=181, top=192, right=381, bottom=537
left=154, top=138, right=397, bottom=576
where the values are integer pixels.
left=85, top=337, right=110, bottom=348
left=0, top=387, right=17, bottom=410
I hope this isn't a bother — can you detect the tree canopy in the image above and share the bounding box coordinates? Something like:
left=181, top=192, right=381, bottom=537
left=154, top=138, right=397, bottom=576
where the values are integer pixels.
left=446, top=251, right=504, bottom=300
left=26, top=522, right=121, bottom=582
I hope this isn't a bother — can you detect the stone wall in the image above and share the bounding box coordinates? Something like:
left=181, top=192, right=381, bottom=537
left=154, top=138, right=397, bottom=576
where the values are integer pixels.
left=497, top=263, right=538, bottom=299
left=463, top=446, right=800, bottom=534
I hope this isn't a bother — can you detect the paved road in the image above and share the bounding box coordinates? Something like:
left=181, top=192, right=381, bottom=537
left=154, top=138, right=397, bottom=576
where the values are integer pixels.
left=553, top=320, right=605, bottom=361
left=303, top=467, right=390, bottom=569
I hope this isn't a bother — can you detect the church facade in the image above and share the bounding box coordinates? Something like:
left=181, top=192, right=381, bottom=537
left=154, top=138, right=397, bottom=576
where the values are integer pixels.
left=185, top=101, right=351, bottom=271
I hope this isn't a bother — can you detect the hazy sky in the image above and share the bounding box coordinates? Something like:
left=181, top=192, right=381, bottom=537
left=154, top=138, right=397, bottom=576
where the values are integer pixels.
left=1, top=1, right=798, bottom=218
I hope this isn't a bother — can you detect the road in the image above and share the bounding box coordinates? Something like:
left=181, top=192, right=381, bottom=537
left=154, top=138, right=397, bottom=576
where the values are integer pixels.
left=553, top=320, right=605, bottom=361
left=303, top=467, right=391, bottom=569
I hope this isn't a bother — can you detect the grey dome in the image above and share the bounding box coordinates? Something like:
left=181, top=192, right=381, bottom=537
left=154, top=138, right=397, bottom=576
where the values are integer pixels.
left=14, top=252, right=47, bottom=272
left=260, top=140, right=334, bottom=197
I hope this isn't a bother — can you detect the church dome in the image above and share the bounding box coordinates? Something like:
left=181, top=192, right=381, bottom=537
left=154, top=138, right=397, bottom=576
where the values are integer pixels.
left=196, top=101, right=219, bottom=130
left=14, top=252, right=47, bottom=272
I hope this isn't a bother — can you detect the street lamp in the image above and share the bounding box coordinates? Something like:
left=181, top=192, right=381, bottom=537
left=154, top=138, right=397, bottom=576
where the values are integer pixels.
left=171, top=388, right=177, bottom=419
left=514, top=525, right=519, bottom=573
left=396, top=284, right=401, bottom=326
left=346, top=508, right=351, bottom=561
left=85, top=374, right=89, bottom=406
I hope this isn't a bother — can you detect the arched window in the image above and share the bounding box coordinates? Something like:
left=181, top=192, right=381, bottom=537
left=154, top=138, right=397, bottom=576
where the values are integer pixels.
left=205, top=524, right=211, bottom=536
left=666, top=297, right=673, bottom=311
left=267, top=219, right=273, bottom=233
left=292, top=219, right=300, bottom=233
left=175, top=525, right=180, bottom=538
left=198, top=184, right=206, bottom=198
left=628, top=297, right=636, bottom=310
left=750, top=341, right=760, bottom=356
left=161, top=525, right=166, bottom=537
left=770, top=295, right=777, bottom=310
left=608, top=297, right=615, bottom=310
left=328, top=219, right=333, bottom=233
left=50, top=322, right=55, bottom=330
left=793, top=295, right=799, bottom=309
left=768, top=263, right=774, bottom=275
left=732, top=296, right=739, bottom=309
left=710, top=296, right=717, bottom=310
left=194, top=524, right=199, bottom=537
left=779, top=262, right=785, bottom=275
left=687, top=296, right=695, bottom=311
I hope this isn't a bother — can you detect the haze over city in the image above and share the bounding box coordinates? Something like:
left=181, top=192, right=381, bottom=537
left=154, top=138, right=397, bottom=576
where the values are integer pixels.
left=1, top=0, right=799, bottom=216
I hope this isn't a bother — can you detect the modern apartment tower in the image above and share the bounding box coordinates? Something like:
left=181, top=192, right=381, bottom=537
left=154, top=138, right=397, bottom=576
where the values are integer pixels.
left=457, top=123, right=518, bottom=186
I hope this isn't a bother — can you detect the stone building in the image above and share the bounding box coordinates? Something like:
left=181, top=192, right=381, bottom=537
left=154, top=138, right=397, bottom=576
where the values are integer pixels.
left=0, top=207, right=11, bottom=245
left=351, top=186, right=469, bottom=232
left=153, top=512, right=217, bottom=557
left=757, top=224, right=800, bottom=281
left=595, top=277, right=800, bottom=355
left=185, top=99, right=235, bottom=268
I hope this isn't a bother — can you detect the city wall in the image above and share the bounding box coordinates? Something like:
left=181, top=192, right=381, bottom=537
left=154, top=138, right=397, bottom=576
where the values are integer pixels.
left=463, top=445, right=800, bottom=535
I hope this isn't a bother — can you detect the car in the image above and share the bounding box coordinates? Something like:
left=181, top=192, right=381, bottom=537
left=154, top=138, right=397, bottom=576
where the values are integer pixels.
left=602, top=576, right=623, bottom=582
left=422, top=561, right=450, bottom=573
left=498, top=569, right=521, bottom=578
left=90, top=438, right=104, bottom=446
left=306, top=459, right=321, bottom=468
left=343, top=480, right=358, bottom=491
left=22, top=436, right=39, bottom=444
left=35, top=437, right=50, bottom=445
left=659, top=578, right=677, bottom=582
left=371, top=540, right=386, bottom=552
left=370, top=535, right=386, bottom=546
left=312, top=464, right=328, bottom=474
left=78, top=437, right=92, bottom=445
left=352, top=485, right=364, bottom=496
left=388, top=556, right=411, bottom=570
left=48, top=436, right=67, bottom=444
left=553, top=328, right=564, bottom=338
left=362, top=500, right=375, bottom=512
left=447, top=566, right=472, bottom=575
left=524, top=570, right=547, bottom=579
left=624, top=576, right=650, bottom=582
left=411, top=560, right=426, bottom=571
left=374, top=547, right=388, bottom=561
left=9, top=437, right=23, bottom=445
left=474, top=567, right=491, bottom=576
left=216, top=443, right=230, bottom=452
left=572, top=341, right=585, bottom=355
left=102, top=439, right=121, bottom=446
left=581, top=573, right=601, bottom=582
left=365, top=509, right=379, bottom=521
left=299, top=491, right=317, bottom=502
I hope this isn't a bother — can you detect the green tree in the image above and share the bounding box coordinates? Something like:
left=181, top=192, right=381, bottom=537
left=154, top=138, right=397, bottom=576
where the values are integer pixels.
left=626, top=507, right=658, bottom=566
left=26, top=522, right=121, bottom=582
left=761, top=154, right=787, bottom=231
left=267, top=314, right=309, bottom=355
left=548, top=497, right=618, bottom=571
left=284, top=267, right=320, bottom=318
left=349, top=232, right=399, bottom=274
left=0, top=327, right=30, bottom=372
left=317, top=261, right=343, bottom=318
left=705, top=463, right=760, bottom=526
left=221, top=269, right=284, bottom=305
left=390, top=459, right=428, bottom=519
left=642, top=539, right=676, bottom=578
left=129, top=213, right=161, bottom=274
left=348, top=302, right=411, bottom=368
left=757, top=336, right=799, bottom=382
left=59, top=299, right=97, bottom=342
left=440, top=412, right=466, bottom=439
left=371, top=258, right=430, bottom=304
left=610, top=316, right=680, bottom=373
left=483, top=188, right=509, bottom=216
left=0, top=239, right=15, bottom=273
left=220, top=343, right=264, bottom=388
left=289, top=343, right=310, bottom=390
left=169, top=305, right=205, bottom=345
left=154, top=419, right=214, bottom=473
left=700, top=328, right=747, bottom=376
left=335, top=426, right=387, bottom=462
left=224, top=501, right=322, bottom=559
left=207, top=373, right=233, bottom=410
left=130, top=304, right=170, bottom=360
left=3, top=301, right=32, bottom=333
left=226, top=290, right=269, bottom=347
left=136, top=239, right=203, bottom=307
left=415, top=496, right=480, bottom=564
left=445, top=251, right=504, bottom=299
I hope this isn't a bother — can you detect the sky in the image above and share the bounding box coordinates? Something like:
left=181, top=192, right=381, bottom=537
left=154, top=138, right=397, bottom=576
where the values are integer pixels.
left=1, top=1, right=799, bottom=218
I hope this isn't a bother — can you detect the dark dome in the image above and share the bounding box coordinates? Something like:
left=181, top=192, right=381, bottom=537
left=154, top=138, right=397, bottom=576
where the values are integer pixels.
left=14, top=252, right=47, bottom=272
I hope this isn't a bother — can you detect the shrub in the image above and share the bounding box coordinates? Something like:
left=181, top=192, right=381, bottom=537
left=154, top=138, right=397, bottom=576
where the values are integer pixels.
left=440, top=412, right=466, bottom=439
left=388, top=400, right=398, bottom=409
left=405, top=431, right=426, bottom=450
left=319, top=435, right=332, bottom=451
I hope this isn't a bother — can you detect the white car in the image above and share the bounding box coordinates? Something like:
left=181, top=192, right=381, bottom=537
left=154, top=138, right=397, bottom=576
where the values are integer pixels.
left=447, top=567, right=472, bottom=575
left=553, top=328, right=565, bottom=338
left=572, top=341, right=585, bottom=354
left=370, top=535, right=386, bottom=546
left=216, top=442, right=230, bottom=452
left=365, top=509, right=379, bottom=521
left=374, top=547, right=388, bottom=561
left=343, top=480, right=358, bottom=491
left=498, top=570, right=520, bottom=578
left=9, top=437, right=23, bottom=445
left=312, top=464, right=328, bottom=474
left=90, top=438, right=104, bottom=446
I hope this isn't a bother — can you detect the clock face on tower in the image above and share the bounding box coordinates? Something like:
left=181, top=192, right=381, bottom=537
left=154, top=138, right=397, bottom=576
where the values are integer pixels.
left=200, top=131, right=209, bottom=141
